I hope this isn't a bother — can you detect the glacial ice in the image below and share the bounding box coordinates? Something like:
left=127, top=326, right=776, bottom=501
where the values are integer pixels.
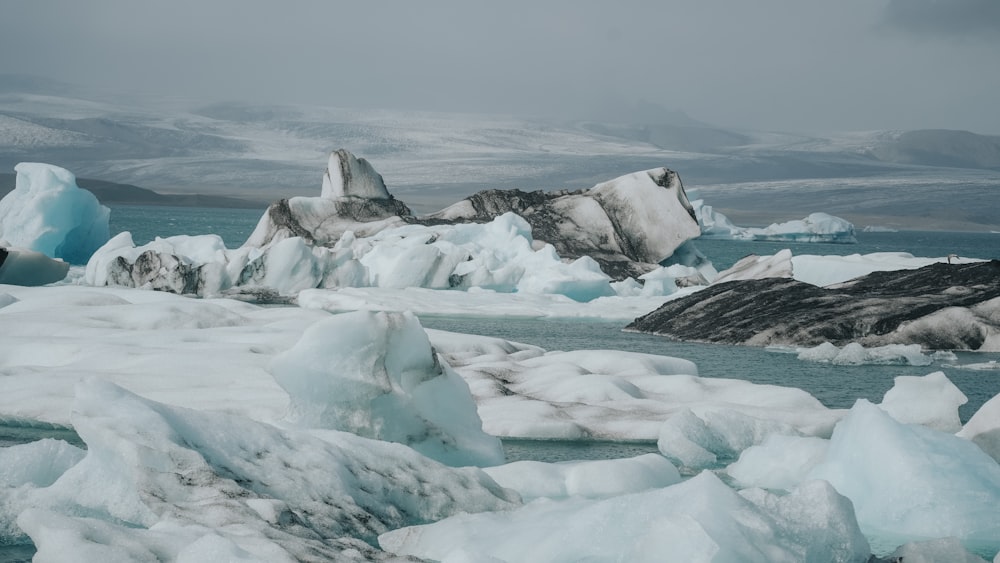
left=4, top=378, right=519, bottom=560
left=482, top=453, right=681, bottom=501
left=0, top=282, right=998, bottom=559
left=959, top=393, right=1000, bottom=463
left=794, top=342, right=933, bottom=367
left=0, top=163, right=110, bottom=264
left=808, top=400, right=1000, bottom=554
left=269, top=310, right=505, bottom=467
left=0, top=244, right=69, bottom=286
left=692, top=200, right=857, bottom=243
left=879, top=371, right=968, bottom=432
left=378, top=471, right=871, bottom=563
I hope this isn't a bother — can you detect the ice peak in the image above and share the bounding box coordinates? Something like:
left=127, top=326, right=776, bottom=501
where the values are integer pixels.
left=320, top=148, right=391, bottom=200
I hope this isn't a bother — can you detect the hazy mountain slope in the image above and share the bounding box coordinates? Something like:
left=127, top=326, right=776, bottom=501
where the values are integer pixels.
left=1, top=77, right=998, bottom=228
left=865, top=130, right=1000, bottom=170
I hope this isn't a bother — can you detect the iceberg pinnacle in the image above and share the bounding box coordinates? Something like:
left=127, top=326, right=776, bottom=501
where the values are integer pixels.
left=321, top=148, right=391, bottom=199
left=0, top=163, right=110, bottom=264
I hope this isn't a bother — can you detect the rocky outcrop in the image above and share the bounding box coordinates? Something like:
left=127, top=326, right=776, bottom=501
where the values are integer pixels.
left=626, top=261, right=1000, bottom=351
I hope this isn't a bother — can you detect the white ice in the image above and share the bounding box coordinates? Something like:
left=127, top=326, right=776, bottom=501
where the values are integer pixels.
left=2, top=282, right=998, bottom=559
left=0, top=163, right=110, bottom=264
left=794, top=342, right=933, bottom=367
left=378, top=471, right=871, bottom=563
left=89, top=212, right=698, bottom=302
left=4, top=378, right=518, bottom=560
left=808, top=400, right=1000, bottom=554
left=693, top=200, right=857, bottom=243
left=959, top=393, right=1000, bottom=463
left=712, top=249, right=986, bottom=288
left=482, top=453, right=681, bottom=501
left=269, top=309, right=505, bottom=467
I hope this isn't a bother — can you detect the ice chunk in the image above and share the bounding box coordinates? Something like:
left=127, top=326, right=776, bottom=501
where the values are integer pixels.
left=713, top=249, right=794, bottom=284
left=747, top=212, right=857, bottom=243
left=269, top=310, right=505, bottom=467
left=657, top=407, right=802, bottom=469
left=880, top=371, right=967, bottom=432
left=0, top=439, right=84, bottom=488
left=320, top=148, right=391, bottom=199
left=379, top=471, right=871, bottom=563
left=796, top=342, right=933, bottom=366
left=0, top=244, right=69, bottom=286
left=482, top=453, right=681, bottom=501
left=692, top=201, right=856, bottom=244
left=0, top=163, right=110, bottom=264
left=886, top=537, right=991, bottom=563
left=959, top=393, right=1000, bottom=463
left=726, top=434, right=829, bottom=491
left=10, top=378, right=518, bottom=559
left=808, top=399, right=1000, bottom=553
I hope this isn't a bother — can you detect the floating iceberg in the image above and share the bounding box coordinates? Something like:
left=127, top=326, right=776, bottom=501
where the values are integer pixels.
left=693, top=199, right=856, bottom=243
left=88, top=151, right=709, bottom=300
left=794, top=342, right=933, bottom=367
left=0, top=163, right=110, bottom=264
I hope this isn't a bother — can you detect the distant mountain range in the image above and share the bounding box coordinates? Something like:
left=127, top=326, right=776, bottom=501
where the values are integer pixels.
left=1, top=74, right=998, bottom=230
left=0, top=174, right=267, bottom=209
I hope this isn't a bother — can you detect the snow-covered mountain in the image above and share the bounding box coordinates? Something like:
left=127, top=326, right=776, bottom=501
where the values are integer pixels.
left=2, top=75, right=998, bottom=229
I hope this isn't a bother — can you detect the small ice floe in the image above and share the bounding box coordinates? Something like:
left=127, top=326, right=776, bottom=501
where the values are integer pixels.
left=793, top=342, right=933, bottom=366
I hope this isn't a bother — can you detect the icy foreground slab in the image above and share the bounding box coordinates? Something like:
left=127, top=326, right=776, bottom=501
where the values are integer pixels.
left=4, top=379, right=518, bottom=560
left=808, top=400, right=1000, bottom=554
left=0, top=163, right=110, bottom=264
left=270, top=310, right=505, bottom=467
left=379, top=471, right=871, bottom=563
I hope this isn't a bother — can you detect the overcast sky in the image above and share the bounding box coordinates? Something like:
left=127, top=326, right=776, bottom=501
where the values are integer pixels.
left=2, top=0, right=999, bottom=134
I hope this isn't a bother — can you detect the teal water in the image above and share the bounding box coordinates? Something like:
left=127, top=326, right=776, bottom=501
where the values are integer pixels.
left=108, top=204, right=265, bottom=247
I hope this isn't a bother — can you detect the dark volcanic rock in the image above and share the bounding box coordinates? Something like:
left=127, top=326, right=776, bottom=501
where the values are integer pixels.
left=626, top=261, right=1000, bottom=350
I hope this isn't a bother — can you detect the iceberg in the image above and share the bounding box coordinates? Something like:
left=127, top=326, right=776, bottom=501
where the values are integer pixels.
left=794, top=342, right=933, bottom=367
left=808, top=400, right=1000, bottom=554
left=4, top=378, right=519, bottom=560
left=692, top=199, right=857, bottom=243
left=269, top=310, right=505, bottom=467
left=0, top=163, right=110, bottom=264
left=379, top=471, right=871, bottom=563
left=959, top=393, right=1000, bottom=463
left=88, top=152, right=709, bottom=299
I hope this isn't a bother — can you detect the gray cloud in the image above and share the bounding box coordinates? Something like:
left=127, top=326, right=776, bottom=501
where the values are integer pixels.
left=881, top=0, right=1000, bottom=39
left=1, top=0, right=999, bottom=134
